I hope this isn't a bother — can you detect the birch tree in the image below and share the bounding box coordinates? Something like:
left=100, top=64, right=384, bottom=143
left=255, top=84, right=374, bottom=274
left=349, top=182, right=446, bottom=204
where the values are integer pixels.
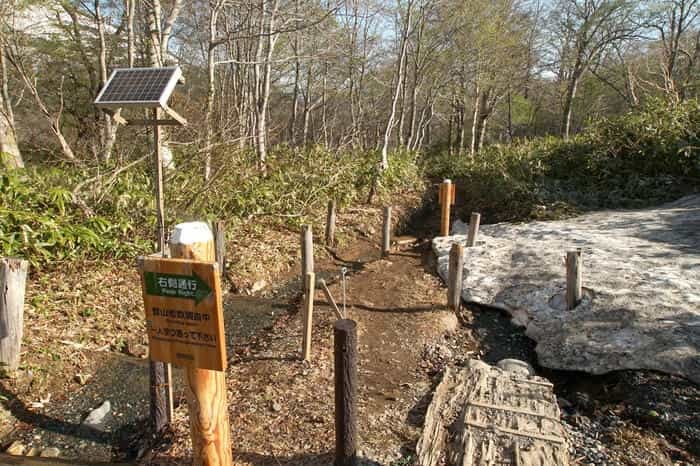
left=550, top=0, right=639, bottom=139
left=646, top=0, right=700, bottom=101
left=380, top=0, right=414, bottom=170
left=0, top=45, right=22, bottom=168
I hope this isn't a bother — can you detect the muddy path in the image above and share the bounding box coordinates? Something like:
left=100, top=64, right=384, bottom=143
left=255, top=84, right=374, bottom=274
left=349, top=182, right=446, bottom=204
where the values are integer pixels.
left=145, top=200, right=474, bottom=465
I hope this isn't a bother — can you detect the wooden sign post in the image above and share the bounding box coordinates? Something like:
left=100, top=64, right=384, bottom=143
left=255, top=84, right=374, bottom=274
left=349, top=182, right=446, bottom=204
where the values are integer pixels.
left=138, top=222, right=232, bottom=465
left=438, top=179, right=455, bottom=236
left=139, top=257, right=226, bottom=370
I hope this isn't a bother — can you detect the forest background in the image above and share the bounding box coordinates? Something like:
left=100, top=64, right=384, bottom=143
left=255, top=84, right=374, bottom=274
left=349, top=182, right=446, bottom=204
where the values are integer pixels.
left=0, top=0, right=699, bottom=265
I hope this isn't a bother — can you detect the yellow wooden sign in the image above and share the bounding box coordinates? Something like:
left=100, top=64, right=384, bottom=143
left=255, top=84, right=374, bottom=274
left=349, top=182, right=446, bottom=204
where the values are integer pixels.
left=138, top=256, right=226, bottom=371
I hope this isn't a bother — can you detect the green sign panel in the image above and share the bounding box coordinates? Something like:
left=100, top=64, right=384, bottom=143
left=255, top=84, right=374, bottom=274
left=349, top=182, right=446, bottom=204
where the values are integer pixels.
left=144, top=271, right=212, bottom=304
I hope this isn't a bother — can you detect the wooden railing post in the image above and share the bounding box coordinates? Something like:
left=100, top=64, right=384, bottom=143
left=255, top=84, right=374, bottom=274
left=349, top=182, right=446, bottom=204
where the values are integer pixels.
left=447, top=244, right=464, bottom=311
left=0, top=258, right=28, bottom=372
left=170, top=222, right=232, bottom=466
left=566, top=249, right=583, bottom=310
left=302, top=272, right=316, bottom=360
left=301, top=225, right=314, bottom=293
left=382, top=206, right=392, bottom=257
left=334, top=319, right=358, bottom=466
left=466, top=213, right=481, bottom=247
left=439, top=179, right=454, bottom=236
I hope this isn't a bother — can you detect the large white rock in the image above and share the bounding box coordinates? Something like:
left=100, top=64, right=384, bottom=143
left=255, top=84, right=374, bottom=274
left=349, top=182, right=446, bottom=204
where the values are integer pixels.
left=433, top=195, right=700, bottom=383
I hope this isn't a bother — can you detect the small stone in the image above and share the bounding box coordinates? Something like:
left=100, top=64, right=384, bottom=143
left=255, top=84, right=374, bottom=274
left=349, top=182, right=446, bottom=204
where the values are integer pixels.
left=251, top=280, right=268, bottom=293
left=83, top=400, right=111, bottom=428
left=6, top=440, right=25, bottom=455
left=271, top=402, right=282, bottom=412
left=497, top=358, right=535, bottom=376
left=40, top=447, right=60, bottom=458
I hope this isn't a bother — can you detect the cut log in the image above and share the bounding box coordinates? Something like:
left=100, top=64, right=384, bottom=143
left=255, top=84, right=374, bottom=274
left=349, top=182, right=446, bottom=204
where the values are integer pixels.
left=417, top=359, right=569, bottom=466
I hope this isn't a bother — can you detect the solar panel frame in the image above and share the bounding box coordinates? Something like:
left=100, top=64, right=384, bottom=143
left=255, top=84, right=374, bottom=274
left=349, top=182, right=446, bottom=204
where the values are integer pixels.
left=94, top=66, right=182, bottom=109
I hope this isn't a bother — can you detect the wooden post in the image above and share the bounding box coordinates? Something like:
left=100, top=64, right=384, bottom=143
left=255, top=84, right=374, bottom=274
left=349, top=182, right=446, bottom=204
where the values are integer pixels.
left=170, top=222, right=232, bottom=466
left=466, top=212, right=481, bottom=247
left=334, top=319, right=358, bottom=466
left=566, top=249, right=583, bottom=310
left=153, top=109, right=166, bottom=254
left=151, top=107, right=171, bottom=432
left=0, top=258, right=28, bottom=372
left=319, top=279, right=343, bottom=320
left=302, top=272, right=316, bottom=361
left=439, top=179, right=454, bottom=236
left=213, top=220, right=226, bottom=279
left=325, top=200, right=337, bottom=247
left=381, top=206, right=392, bottom=257
left=301, top=225, right=314, bottom=293
left=447, top=244, right=464, bottom=312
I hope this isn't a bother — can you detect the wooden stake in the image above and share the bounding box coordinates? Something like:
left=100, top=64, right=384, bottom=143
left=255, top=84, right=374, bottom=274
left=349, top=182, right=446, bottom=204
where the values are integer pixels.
left=301, top=225, right=314, bottom=293
left=151, top=107, right=171, bottom=433
left=382, top=206, right=392, bottom=257
left=0, top=258, right=28, bottom=372
left=325, top=200, right=337, bottom=247
left=566, top=249, right=582, bottom=310
left=334, top=319, right=358, bottom=466
left=302, top=272, right=316, bottom=361
left=466, top=212, right=481, bottom=247
left=319, top=279, right=343, bottom=320
left=439, top=179, right=453, bottom=236
left=213, top=220, right=226, bottom=278
left=447, top=244, right=464, bottom=312
left=170, top=222, right=232, bottom=466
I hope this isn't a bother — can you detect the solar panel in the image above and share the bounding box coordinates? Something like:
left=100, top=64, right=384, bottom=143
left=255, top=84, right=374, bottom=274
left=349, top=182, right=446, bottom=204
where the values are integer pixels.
left=94, top=67, right=182, bottom=109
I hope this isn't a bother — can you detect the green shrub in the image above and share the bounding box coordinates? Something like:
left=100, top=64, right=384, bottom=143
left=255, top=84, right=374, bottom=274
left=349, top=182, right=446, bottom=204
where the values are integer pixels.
left=0, top=168, right=149, bottom=266
left=0, top=147, right=423, bottom=265
left=424, top=98, right=700, bottom=222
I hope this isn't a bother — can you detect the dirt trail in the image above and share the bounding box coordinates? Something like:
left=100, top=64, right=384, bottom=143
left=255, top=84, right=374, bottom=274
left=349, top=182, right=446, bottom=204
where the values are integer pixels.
left=151, top=208, right=472, bottom=465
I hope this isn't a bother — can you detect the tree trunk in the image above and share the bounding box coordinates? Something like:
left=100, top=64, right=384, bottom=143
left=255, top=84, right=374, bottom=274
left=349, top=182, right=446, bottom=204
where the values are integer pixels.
left=288, top=33, right=300, bottom=144
left=204, top=2, right=222, bottom=182
left=96, top=0, right=120, bottom=163
left=126, top=0, right=135, bottom=67
left=380, top=0, right=413, bottom=170
left=470, top=86, right=481, bottom=156
left=0, top=48, right=22, bottom=169
left=562, top=70, right=581, bottom=140
left=397, top=51, right=408, bottom=147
